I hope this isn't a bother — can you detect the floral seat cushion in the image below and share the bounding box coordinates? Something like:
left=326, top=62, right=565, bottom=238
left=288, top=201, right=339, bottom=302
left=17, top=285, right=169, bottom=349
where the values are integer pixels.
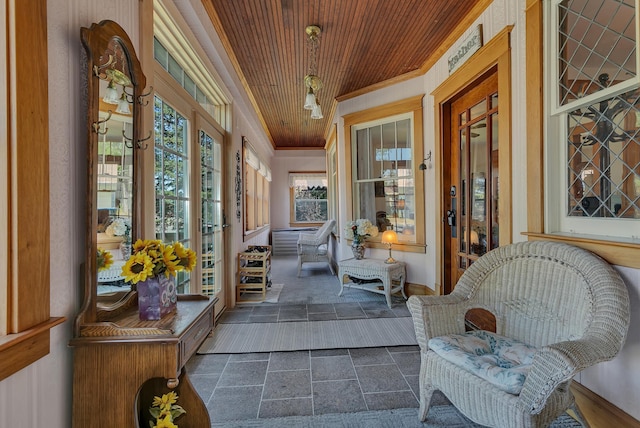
left=428, top=330, right=538, bottom=395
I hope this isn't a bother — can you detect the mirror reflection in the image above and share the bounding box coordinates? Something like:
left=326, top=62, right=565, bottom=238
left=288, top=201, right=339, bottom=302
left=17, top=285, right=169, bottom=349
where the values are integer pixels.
left=95, top=41, right=134, bottom=296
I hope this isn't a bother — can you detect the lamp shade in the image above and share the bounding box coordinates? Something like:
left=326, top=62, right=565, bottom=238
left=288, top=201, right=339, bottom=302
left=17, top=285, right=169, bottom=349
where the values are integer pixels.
left=304, top=87, right=316, bottom=110
left=115, top=93, right=131, bottom=115
left=381, top=230, right=398, bottom=245
left=311, top=102, right=323, bottom=119
left=103, top=80, right=120, bottom=104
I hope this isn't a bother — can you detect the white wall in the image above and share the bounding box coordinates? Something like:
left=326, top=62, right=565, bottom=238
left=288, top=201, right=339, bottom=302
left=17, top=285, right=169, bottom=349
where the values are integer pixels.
left=270, top=150, right=327, bottom=230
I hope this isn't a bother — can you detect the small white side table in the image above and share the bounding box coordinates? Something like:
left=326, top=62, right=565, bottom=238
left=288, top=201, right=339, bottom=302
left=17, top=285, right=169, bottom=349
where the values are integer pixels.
left=337, top=258, right=407, bottom=308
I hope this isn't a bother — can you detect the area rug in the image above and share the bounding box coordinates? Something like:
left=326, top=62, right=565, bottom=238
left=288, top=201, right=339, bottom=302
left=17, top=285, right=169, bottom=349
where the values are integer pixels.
left=211, top=406, right=583, bottom=427
left=237, top=283, right=283, bottom=304
left=198, top=317, right=417, bottom=354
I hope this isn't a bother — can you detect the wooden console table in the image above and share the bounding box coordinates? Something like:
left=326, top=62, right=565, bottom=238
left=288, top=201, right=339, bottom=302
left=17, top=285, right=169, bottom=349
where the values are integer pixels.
left=337, top=258, right=407, bottom=308
left=70, top=295, right=216, bottom=428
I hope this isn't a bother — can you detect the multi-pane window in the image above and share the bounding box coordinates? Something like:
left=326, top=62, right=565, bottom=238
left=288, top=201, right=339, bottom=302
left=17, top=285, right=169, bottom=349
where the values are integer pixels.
left=154, top=95, right=192, bottom=293
left=243, top=139, right=271, bottom=235
left=549, top=0, right=640, bottom=236
left=352, top=115, right=416, bottom=242
left=290, top=173, right=328, bottom=224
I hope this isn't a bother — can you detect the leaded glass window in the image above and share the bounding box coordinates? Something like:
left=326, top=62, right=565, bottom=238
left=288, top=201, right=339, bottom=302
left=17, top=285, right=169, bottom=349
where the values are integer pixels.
left=553, top=0, right=640, bottom=220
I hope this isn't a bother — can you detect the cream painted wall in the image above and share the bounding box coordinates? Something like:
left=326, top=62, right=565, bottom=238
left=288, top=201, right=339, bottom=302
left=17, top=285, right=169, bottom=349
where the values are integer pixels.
left=270, top=150, right=327, bottom=230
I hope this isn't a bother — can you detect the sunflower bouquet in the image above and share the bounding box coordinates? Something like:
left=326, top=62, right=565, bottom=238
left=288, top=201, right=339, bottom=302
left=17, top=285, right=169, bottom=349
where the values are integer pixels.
left=148, top=391, right=186, bottom=428
left=97, top=247, right=113, bottom=271
left=121, top=239, right=197, bottom=285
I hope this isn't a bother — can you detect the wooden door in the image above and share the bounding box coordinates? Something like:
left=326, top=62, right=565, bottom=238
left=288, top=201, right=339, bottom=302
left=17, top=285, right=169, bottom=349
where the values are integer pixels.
left=444, top=71, right=499, bottom=294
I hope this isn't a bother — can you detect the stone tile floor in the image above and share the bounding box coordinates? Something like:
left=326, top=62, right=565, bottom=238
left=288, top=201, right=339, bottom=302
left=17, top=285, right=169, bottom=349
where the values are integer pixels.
left=190, top=255, right=425, bottom=424
left=187, top=345, right=430, bottom=423
left=219, top=300, right=411, bottom=324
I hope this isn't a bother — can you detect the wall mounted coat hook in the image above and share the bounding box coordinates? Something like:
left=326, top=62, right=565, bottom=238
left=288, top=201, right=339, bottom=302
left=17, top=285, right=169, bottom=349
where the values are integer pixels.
left=136, top=131, right=152, bottom=150
left=137, top=86, right=154, bottom=106
left=92, top=110, right=112, bottom=135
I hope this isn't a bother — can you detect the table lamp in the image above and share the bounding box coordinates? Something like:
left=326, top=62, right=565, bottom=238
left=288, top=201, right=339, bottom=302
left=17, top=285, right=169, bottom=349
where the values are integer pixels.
left=381, top=230, right=398, bottom=264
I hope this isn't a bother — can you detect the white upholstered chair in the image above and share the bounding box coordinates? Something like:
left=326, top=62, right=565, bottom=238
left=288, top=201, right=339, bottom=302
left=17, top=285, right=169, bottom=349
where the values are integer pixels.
left=407, top=241, right=630, bottom=428
left=296, top=219, right=336, bottom=277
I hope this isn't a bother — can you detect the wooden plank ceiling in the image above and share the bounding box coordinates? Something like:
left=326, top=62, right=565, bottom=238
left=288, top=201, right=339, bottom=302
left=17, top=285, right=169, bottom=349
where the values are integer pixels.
left=202, top=0, right=487, bottom=149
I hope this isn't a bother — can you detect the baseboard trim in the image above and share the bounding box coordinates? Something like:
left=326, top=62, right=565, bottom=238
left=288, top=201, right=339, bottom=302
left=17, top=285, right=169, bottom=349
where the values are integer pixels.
left=572, top=382, right=640, bottom=428
left=405, top=282, right=439, bottom=296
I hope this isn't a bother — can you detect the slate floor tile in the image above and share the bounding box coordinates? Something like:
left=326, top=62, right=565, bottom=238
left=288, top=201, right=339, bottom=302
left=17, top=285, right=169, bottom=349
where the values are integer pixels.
left=354, top=363, right=411, bottom=393
left=311, top=355, right=356, bottom=381
left=262, top=370, right=311, bottom=400
left=389, top=351, right=421, bottom=375
left=208, top=385, right=263, bottom=422
left=186, top=353, right=229, bottom=375
left=363, top=390, right=419, bottom=410
left=217, top=361, right=268, bottom=387
left=349, top=347, right=394, bottom=365
left=190, top=373, right=220, bottom=404
left=308, top=312, right=338, bottom=321
left=312, top=380, right=368, bottom=415
left=268, top=350, right=310, bottom=371
left=307, top=303, right=335, bottom=313
left=310, top=348, right=349, bottom=357
left=258, top=397, right=314, bottom=418
left=248, top=314, right=279, bottom=323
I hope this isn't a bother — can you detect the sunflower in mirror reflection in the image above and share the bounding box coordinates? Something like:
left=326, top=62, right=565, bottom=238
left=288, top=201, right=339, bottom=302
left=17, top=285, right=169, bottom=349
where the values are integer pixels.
left=121, top=239, right=197, bottom=284
left=149, top=390, right=186, bottom=428
left=96, top=247, right=113, bottom=271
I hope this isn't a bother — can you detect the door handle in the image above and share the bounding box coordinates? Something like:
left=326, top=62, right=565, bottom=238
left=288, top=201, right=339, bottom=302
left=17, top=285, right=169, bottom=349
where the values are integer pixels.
left=446, top=209, right=456, bottom=227
left=222, top=224, right=230, bottom=229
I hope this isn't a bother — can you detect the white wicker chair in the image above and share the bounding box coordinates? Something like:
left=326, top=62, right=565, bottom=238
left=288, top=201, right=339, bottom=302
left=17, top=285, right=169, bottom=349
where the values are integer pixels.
left=407, top=241, right=630, bottom=428
left=296, top=219, right=336, bottom=277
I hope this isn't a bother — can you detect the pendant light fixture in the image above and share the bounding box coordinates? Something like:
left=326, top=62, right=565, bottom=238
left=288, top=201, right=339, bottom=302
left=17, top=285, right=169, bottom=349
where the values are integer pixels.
left=303, top=25, right=323, bottom=119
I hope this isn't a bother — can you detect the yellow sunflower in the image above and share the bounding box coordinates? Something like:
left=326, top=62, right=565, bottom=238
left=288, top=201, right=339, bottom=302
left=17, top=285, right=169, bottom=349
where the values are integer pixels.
left=161, top=245, right=180, bottom=277
left=153, top=414, right=178, bottom=428
left=152, top=391, right=178, bottom=411
left=173, top=242, right=197, bottom=272
left=121, top=252, right=154, bottom=284
left=97, top=248, right=113, bottom=271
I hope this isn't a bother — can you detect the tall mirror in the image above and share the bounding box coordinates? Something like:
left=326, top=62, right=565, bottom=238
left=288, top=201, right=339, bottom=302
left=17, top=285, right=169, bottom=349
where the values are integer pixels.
left=76, top=20, right=147, bottom=330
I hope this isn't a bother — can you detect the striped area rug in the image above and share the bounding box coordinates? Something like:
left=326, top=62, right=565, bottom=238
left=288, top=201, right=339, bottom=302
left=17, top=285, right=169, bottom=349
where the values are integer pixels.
left=198, top=317, right=417, bottom=354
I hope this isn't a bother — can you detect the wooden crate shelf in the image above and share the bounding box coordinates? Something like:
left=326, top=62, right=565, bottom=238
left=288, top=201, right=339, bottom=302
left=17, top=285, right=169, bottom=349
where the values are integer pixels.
left=236, top=246, right=271, bottom=302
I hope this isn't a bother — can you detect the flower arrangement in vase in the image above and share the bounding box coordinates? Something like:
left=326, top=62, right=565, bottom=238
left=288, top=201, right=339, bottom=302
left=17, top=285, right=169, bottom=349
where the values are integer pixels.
left=148, top=391, right=186, bottom=428
left=344, top=219, right=379, bottom=259
left=105, top=217, right=132, bottom=258
left=121, top=239, right=197, bottom=320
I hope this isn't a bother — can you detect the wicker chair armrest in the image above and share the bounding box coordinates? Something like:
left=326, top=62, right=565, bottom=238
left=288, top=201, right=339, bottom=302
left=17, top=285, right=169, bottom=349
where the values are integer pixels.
left=407, top=295, right=467, bottom=351
left=297, top=233, right=320, bottom=244
left=518, top=338, right=612, bottom=414
left=297, top=243, right=326, bottom=255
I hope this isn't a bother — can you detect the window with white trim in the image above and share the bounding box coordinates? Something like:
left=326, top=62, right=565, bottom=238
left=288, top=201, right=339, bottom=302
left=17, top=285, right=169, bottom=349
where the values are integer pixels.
left=352, top=114, right=417, bottom=242
left=547, top=0, right=640, bottom=239
left=289, top=173, right=328, bottom=225
left=243, top=138, right=271, bottom=235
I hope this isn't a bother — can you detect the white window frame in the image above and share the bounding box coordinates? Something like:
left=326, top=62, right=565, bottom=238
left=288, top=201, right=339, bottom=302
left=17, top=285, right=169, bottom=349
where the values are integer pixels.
left=289, top=172, right=329, bottom=226
left=545, top=0, right=640, bottom=241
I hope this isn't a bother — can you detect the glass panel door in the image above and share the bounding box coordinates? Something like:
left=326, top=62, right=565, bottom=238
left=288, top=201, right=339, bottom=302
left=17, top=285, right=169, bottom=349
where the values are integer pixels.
left=198, top=119, right=226, bottom=314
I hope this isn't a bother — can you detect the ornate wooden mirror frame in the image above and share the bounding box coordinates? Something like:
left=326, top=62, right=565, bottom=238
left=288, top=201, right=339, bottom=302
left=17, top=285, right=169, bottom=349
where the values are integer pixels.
left=74, top=20, right=148, bottom=334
